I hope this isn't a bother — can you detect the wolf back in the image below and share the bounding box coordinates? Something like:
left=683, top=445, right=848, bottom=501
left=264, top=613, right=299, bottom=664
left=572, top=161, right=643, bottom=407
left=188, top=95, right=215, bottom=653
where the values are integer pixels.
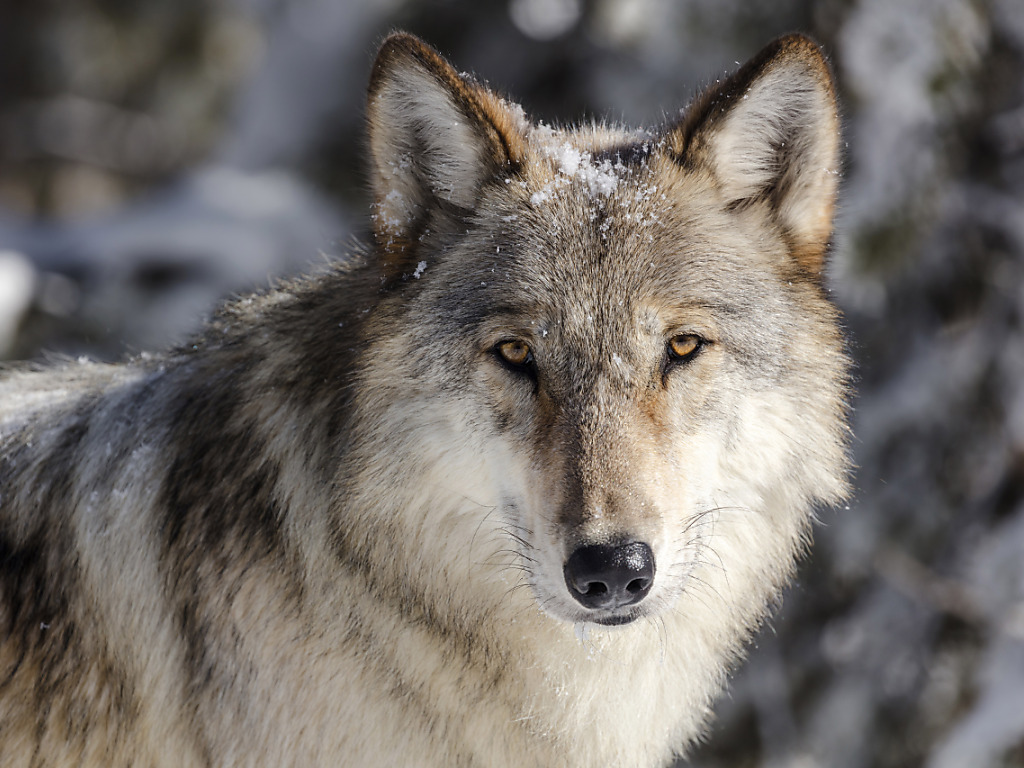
left=0, top=32, right=849, bottom=768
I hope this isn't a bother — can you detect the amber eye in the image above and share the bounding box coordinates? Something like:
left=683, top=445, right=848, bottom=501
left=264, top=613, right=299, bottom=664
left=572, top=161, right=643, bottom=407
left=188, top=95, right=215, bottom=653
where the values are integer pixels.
left=496, top=340, right=533, bottom=368
left=668, top=334, right=703, bottom=361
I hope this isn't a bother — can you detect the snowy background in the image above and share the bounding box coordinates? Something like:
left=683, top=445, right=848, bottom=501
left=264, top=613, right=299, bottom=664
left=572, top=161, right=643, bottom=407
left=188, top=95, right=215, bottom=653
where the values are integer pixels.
left=1, top=0, right=1023, bottom=765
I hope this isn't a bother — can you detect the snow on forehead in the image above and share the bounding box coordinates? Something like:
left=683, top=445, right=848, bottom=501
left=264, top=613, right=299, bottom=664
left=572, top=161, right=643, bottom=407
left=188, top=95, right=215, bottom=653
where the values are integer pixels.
left=527, top=123, right=635, bottom=202
left=522, top=123, right=667, bottom=238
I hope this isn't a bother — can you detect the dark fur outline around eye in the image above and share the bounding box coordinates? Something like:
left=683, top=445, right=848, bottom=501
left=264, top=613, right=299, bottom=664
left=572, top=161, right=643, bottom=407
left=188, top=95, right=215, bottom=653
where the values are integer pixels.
left=663, top=334, right=707, bottom=378
left=492, top=340, right=537, bottom=381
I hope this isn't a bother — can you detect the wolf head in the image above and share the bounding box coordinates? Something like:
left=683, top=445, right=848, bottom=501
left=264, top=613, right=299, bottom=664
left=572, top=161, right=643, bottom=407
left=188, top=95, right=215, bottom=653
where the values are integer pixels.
left=359, top=33, right=848, bottom=629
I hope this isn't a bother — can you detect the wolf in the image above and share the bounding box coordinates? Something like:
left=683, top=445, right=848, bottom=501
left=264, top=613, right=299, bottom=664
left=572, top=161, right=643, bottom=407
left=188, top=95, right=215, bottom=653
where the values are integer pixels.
left=0, top=31, right=848, bottom=768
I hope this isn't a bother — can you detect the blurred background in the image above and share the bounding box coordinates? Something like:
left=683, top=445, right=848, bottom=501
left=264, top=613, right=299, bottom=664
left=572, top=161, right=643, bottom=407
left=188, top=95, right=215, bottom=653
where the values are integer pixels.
left=0, top=0, right=1022, bottom=765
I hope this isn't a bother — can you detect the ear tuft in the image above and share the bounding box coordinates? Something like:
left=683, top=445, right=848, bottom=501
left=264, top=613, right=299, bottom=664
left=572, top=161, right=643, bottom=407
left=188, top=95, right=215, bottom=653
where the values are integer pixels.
left=366, top=33, right=527, bottom=270
left=671, top=35, right=840, bottom=274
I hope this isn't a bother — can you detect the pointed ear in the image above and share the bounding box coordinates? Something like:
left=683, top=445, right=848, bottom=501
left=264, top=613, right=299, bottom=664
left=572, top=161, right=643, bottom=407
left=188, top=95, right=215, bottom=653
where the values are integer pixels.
left=670, top=35, right=840, bottom=275
left=366, top=33, right=527, bottom=265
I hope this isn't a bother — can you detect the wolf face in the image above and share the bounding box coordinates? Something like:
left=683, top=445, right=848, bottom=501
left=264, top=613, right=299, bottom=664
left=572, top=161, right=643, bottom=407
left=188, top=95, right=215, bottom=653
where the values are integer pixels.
left=364, top=35, right=848, bottom=629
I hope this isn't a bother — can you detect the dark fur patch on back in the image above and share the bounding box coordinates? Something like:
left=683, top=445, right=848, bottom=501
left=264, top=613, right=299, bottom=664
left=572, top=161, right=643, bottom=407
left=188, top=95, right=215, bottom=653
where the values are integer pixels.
left=0, top=530, right=70, bottom=670
left=157, top=361, right=302, bottom=745
left=0, top=403, right=91, bottom=654
left=0, top=405, right=140, bottom=752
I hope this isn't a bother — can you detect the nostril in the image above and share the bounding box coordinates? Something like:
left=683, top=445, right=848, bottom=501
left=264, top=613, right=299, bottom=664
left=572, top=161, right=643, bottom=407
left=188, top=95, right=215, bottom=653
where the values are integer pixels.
left=626, top=577, right=650, bottom=594
left=563, top=541, right=655, bottom=611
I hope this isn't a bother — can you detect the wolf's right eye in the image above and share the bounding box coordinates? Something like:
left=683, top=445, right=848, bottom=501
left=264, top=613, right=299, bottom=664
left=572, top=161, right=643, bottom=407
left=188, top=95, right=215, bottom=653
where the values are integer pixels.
left=495, top=340, right=533, bottom=369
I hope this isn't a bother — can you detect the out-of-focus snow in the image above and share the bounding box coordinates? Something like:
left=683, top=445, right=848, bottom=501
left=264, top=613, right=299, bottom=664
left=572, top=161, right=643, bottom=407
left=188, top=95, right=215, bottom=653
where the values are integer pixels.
left=0, top=166, right=345, bottom=354
left=0, top=251, right=35, bottom=358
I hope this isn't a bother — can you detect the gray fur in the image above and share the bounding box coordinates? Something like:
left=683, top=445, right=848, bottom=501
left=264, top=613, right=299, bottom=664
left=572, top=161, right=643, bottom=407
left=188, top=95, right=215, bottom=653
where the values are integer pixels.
left=0, top=32, right=848, bottom=767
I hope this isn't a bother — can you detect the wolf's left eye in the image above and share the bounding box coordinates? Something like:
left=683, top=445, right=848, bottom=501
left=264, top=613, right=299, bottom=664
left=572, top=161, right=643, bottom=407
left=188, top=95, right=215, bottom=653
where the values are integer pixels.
left=667, top=334, right=704, bottom=362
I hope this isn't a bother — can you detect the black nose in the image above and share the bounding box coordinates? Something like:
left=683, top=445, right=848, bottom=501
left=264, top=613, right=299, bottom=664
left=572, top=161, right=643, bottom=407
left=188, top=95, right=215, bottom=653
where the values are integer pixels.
left=563, top=541, right=655, bottom=611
